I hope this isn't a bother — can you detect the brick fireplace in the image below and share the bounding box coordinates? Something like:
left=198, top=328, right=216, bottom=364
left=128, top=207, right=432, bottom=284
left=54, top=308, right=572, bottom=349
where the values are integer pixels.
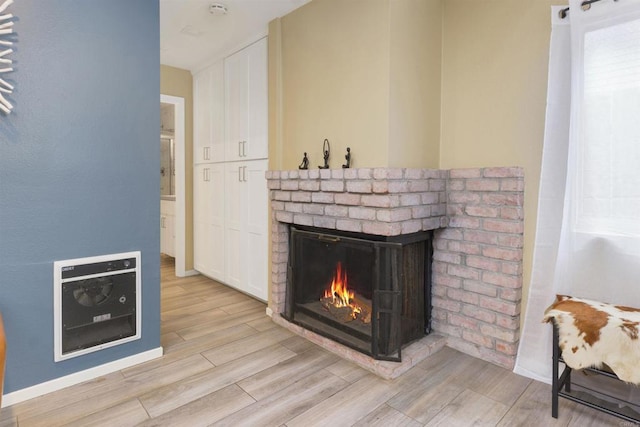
left=266, top=167, right=523, bottom=378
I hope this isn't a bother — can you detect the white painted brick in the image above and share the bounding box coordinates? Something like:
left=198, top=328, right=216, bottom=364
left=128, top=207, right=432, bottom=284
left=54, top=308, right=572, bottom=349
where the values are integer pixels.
left=321, top=180, right=345, bottom=192
left=404, top=169, right=424, bottom=179
left=273, top=191, right=291, bottom=201
left=336, top=219, right=363, bottom=233
left=308, top=169, right=320, bottom=179
left=285, top=202, right=304, bottom=213
left=281, top=180, right=300, bottom=191
left=362, top=194, right=397, bottom=208
left=325, top=205, right=349, bottom=217
left=311, top=192, right=334, bottom=204
left=267, top=180, right=281, bottom=189
left=449, top=168, right=482, bottom=179
left=319, top=169, right=331, bottom=179
left=303, top=204, right=325, bottom=215
left=400, top=194, right=422, bottom=206
left=281, top=171, right=289, bottom=180
left=409, top=180, right=429, bottom=192
left=402, top=220, right=422, bottom=234
left=357, top=168, right=373, bottom=179
left=376, top=208, right=411, bottom=222
left=299, top=180, right=320, bottom=191
left=349, top=206, right=377, bottom=220
left=373, top=168, right=388, bottom=179
left=423, top=217, right=443, bottom=230
left=275, top=211, right=293, bottom=223
left=271, top=201, right=285, bottom=211
left=388, top=181, right=409, bottom=193
left=483, top=167, right=524, bottom=178
left=343, top=168, right=358, bottom=179
left=313, top=216, right=336, bottom=229
left=372, top=181, right=389, bottom=194
left=466, top=180, right=500, bottom=192
left=362, top=221, right=402, bottom=236
left=411, top=205, right=431, bottom=219
left=298, top=170, right=309, bottom=179
left=334, top=193, right=361, bottom=206
left=429, top=180, right=446, bottom=192
left=421, top=192, right=440, bottom=204
left=431, top=204, right=447, bottom=216
left=331, top=169, right=344, bottom=179
left=289, top=170, right=300, bottom=179
left=346, top=181, right=373, bottom=194
left=293, top=214, right=313, bottom=226
left=291, top=191, right=312, bottom=203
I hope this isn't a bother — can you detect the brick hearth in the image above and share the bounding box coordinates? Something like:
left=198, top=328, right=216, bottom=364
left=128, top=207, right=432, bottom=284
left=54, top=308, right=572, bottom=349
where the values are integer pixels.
left=266, top=167, right=523, bottom=376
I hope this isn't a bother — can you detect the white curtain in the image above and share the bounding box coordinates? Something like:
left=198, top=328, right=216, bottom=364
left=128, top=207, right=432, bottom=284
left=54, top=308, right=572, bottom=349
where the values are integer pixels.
left=515, top=0, right=640, bottom=383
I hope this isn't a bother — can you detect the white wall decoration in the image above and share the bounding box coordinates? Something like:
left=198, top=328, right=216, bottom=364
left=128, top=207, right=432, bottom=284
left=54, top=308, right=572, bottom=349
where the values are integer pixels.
left=0, top=0, right=14, bottom=114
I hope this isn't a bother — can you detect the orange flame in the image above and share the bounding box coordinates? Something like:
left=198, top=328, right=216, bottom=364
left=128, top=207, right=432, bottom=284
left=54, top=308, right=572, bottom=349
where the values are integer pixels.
left=324, top=262, right=353, bottom=307
left=323, top=262, right=362, bottom=320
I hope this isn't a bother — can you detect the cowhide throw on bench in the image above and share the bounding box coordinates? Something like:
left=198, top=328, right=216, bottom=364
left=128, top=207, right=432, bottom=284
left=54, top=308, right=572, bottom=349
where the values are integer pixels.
left=543, top=294, right=640, bottom=385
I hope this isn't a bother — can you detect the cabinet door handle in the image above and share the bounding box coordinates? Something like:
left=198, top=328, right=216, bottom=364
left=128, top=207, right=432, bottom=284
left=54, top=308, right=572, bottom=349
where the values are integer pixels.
left=238, top=141, right=242, bottom=157
left=238, top=166, right=242, bottom=182
left=242, top=141, right=247, bottom=157
left=243, top=166, right=247, bottom=182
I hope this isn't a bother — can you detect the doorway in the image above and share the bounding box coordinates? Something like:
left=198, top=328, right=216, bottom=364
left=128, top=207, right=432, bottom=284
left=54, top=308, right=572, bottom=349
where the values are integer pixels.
left=161, top=94, right=186, bottom=277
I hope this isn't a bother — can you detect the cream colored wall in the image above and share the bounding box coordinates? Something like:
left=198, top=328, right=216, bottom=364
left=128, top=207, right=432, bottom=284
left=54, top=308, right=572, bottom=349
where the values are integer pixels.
left=270, top=0, right=565, bottom=323
left=160, top=65, right=194, bottom=270
left=388, top=0, right=442, bottom=168
left=278, top=0, right=391, bottom=169
left=440, top=0, right=564, bottom=319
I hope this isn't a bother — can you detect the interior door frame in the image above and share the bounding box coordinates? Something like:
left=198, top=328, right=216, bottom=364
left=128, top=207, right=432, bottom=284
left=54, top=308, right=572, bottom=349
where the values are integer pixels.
left=161, top=94, right=186, bottom=277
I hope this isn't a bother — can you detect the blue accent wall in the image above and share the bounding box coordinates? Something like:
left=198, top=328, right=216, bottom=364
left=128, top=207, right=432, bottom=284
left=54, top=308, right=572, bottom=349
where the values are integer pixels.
left=0, top=1, right=161, bottom=393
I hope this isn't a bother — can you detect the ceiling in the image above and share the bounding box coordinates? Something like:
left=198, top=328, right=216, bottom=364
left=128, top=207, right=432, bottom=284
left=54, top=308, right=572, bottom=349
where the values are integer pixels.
left=160, top=0, right=310, bottom=71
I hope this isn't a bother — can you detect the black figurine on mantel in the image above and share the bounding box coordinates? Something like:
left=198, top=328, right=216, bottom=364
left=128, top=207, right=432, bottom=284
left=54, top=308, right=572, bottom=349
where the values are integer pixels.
left=318, top=139, right=330, bottom=169
left=342, top=147, right=351, bottom=169
left=298, top=152, right=309, bottom=170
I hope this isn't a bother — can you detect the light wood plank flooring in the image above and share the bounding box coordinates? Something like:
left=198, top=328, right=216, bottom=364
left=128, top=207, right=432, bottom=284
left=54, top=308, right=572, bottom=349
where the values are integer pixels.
left=0, top=256, right=624, bottom=426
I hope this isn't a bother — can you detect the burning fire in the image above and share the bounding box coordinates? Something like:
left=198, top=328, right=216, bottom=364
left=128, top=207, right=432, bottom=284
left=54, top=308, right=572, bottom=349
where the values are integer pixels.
left=322, top=262, right=364, bottom=321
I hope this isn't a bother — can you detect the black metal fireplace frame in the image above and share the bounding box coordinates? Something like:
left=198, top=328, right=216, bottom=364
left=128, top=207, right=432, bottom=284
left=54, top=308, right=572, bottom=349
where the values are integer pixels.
left=284, top=225, right=432, bottom=362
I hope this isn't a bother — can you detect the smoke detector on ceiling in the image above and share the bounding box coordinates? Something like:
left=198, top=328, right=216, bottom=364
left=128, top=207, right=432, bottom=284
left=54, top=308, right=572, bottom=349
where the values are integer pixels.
left=209, top=3, right=228, bottom=15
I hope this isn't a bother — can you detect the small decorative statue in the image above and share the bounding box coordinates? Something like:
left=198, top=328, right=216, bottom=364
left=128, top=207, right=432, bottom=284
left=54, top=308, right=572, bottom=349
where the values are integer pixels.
left=319, top=139, right=330, bottom=169
left=342, top=147, right=351, bottom=169
left=298, top=152, right=309, bottom=170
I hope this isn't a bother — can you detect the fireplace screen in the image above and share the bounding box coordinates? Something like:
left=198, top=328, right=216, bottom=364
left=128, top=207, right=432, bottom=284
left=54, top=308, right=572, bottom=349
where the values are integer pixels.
left=284, top=226, right=431, bottom=361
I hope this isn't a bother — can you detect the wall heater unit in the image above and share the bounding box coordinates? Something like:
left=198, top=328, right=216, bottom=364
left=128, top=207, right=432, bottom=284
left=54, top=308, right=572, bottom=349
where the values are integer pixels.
left=53, top=251, right=141, bottom=362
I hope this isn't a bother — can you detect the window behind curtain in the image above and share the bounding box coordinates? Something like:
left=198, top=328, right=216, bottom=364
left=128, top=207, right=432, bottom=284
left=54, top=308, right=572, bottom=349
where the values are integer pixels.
left=577, top=18, right=640, bottom=236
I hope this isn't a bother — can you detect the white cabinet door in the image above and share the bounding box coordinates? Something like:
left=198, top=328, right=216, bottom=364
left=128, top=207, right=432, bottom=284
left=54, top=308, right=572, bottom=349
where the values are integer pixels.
left=225, top=38, right=267, bottom=162
left=224, top=160, right=268, bottom=300
left=243, top=159, right=269, bottom=300
left=160, top=200, right=175, bottom=257
left=193, top=62, right=225, bottom=164
left=193, top=163, right=226, bottom=282
left=246, top=38, right=268, bottom=161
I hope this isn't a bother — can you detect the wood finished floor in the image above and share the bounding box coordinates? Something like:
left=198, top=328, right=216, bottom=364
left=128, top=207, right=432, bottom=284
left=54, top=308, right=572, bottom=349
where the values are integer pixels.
left=0, top=256, right=624, bottom=426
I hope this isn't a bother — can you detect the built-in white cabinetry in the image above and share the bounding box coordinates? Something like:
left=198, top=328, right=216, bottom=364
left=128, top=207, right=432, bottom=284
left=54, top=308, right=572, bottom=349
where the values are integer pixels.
left=192, top=37, right=268, bottom=301
left=193, top=61, right=224, bottom=164
left=193, top=164, right=226, bottom=282
left=225, top=38, right=268, bottom=162
left=160, top=199, right=175, bottom=258
left=223, top=160, right=268, bottom=301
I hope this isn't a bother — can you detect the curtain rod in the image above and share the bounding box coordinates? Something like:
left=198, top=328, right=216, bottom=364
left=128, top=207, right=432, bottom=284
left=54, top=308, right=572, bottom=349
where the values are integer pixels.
left=559, top=0, right=619, bottom=19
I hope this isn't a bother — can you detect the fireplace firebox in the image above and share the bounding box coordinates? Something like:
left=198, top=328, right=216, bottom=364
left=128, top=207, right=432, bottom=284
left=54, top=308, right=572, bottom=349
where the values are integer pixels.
left=284, top=225, right=432, bottom=361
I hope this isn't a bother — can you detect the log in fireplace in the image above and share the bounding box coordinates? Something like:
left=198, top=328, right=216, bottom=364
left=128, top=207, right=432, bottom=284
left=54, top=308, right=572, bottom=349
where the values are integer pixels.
left=284, top=225, right=432, bottom=361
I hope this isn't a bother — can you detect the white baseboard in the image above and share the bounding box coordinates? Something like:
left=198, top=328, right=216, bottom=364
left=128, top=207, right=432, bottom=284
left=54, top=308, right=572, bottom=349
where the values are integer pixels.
left=182, top=269, right=199, bottom=277
left=1, top=347, right=163, bottom=408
